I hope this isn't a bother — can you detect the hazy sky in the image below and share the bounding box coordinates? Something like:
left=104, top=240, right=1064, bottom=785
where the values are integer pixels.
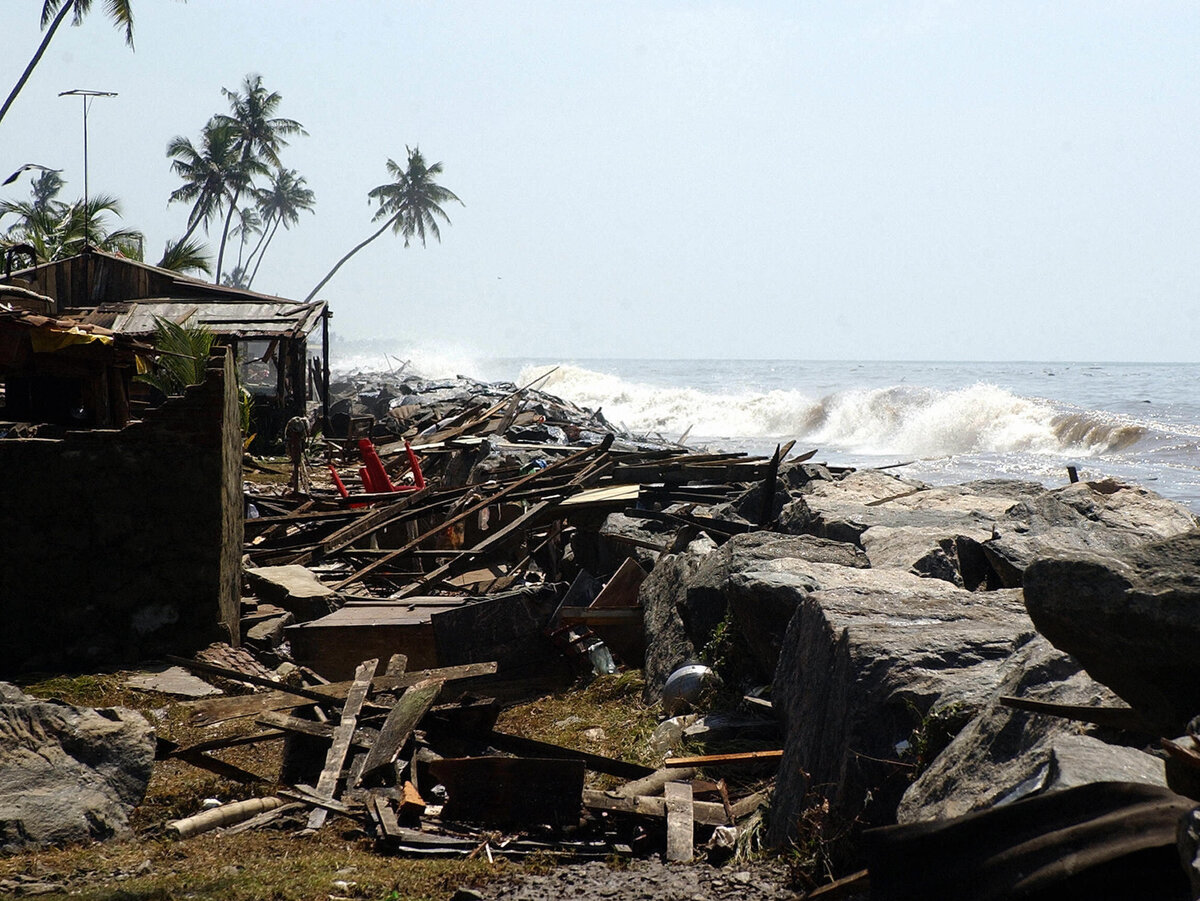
left=0, top=2, right=1197, bottom=361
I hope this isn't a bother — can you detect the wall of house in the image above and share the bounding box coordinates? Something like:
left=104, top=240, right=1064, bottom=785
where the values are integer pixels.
left=0, top=348, right=243, bottom=675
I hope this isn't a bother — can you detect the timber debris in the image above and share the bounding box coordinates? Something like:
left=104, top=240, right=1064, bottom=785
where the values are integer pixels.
left=154, top=368, right=786, bottom=862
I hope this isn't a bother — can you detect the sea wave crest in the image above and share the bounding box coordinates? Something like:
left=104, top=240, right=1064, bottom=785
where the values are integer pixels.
left=524, top=365, right=1147, bottom=457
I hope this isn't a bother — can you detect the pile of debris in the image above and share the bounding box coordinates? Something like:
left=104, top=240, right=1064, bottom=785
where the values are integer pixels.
left=173, top=368, right=789, bottom=863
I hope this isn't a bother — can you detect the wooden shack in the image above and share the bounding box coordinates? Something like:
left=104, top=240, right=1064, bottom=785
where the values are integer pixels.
left=3, top=248, right=329, bottom=444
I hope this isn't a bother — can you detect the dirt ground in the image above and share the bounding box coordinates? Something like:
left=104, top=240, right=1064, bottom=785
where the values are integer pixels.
left=470, top=858, right=799, bottom=901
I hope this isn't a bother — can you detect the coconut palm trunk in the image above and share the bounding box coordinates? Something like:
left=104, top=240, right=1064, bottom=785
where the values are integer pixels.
left=0, top=3, right=74, bottom=128
left=303, top=215, right=396, bottom=302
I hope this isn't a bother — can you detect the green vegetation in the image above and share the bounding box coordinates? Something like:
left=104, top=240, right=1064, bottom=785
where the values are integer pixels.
left=133, top=316, right=216, bottom=396
left=0, top=170, right=144, bottom=262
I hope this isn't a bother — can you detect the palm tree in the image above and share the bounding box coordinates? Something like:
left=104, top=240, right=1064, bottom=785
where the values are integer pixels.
left=304, top=147, right=461, bottom=302
left=166, top=119, right=249, bottom=247
left=157, top=236, right=211, bottom=275
left=0, top=1, right=140, bottom=129
left=230, top=204, right=261, bottom=274
left=244, top=168, right=315, bottom=289
left=1, top=180, right=142, bottom=262
left=134, top=315, right=215, bottom=396
left=211, top=74, right=305, bottom=281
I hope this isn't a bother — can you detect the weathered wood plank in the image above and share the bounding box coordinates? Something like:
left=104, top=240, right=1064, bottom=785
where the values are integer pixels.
left=305, top=659, right=377, bottom=831
left=664, top=782, right=694, bottom=862
left=184, top=661, right=498, bottom=727
left=355, top=678, right=444, bottom=784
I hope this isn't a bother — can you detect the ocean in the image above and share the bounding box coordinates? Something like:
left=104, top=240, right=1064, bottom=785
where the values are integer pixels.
left=331, top=349, right=1200, bottom=514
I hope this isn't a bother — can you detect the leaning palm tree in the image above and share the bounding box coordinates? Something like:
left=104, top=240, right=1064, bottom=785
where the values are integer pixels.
left=0, top=1, right=142, bottom=129
left=304, top=147, right=461, bottom=302
left=211, top=74, right=305, bottom=281
left=245, top=168, right=315, bottom=289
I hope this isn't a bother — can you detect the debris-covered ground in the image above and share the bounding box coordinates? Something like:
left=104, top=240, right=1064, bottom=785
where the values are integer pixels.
left=9, top=363, right=1200, bottom=900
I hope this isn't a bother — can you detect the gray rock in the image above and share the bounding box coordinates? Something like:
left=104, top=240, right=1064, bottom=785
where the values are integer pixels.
left=983, top=479, right=1197, bottom=587
left=777, top=460, right=835, bottom=492
left=764, top=563, right=1033, bottom=845
left=243, top=564, right=336, bottom=620
left=641, top=537, right=718, bottom=703
left=0, top=683, right=154, bottom=852
left=245, top=614, right=294, bottom=648
left=897, top=635, right=1165, bottom=824
left=861, top=525, right=995, bottom=587
left=779, top=473, right=1043, bottom=551
left=1023, top=527, right=1200, bottom=733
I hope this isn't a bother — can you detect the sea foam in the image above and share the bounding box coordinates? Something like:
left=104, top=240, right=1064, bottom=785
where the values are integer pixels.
left=524, top=364, right=1147, bottom=457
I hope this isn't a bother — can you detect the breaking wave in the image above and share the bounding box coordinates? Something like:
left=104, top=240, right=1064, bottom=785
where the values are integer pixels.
left=524, top=364, right=1148, bottom=458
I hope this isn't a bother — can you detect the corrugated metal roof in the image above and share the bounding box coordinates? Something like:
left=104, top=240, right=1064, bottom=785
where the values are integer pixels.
left=76, top=298, right=325, bottom=338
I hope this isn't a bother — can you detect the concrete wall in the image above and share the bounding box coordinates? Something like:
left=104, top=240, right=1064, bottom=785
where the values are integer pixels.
left=0, top=348, right=243, bottom=675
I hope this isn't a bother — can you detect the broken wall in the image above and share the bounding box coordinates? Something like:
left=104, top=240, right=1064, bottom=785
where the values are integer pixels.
left=0, top=348, right=243, bottom=675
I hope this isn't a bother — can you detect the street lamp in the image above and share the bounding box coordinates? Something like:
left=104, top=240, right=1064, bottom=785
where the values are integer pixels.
left=59, top=89, right=116, bottom=248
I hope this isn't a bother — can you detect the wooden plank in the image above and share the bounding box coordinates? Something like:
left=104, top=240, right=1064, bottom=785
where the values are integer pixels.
left=184, top=661, right=499, bottom=727
left=581, top=790, right=729, bottom=826
left=480, top=730, right=654, bottom=780
left=289, top=487, right=431, bottom=566
left=612, top=767, right=699, bottom=799
left=664, top=782, right=694, bottom=862
left=166, top=654, right=339, bottom=707
left=156, top=737, right=269, bottom=784
left=305, top=658, right=377, bottom=831
left=590, top=557, right=647, bottom=608
left=664, top=750, right=784, bottom=768
left=334, top=436, right=611, bottom=590
left=355, top=678, right=444, bottom=784
left=253, top=711, right=374, bottom=750
left=392, top=498, right=559, bottom=598
left=558, top=607, right=644, bottom=625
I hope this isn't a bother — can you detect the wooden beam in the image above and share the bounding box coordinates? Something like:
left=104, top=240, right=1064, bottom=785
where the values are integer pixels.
left=354, top=678, right=444, bottom=784
left=334, top=436, right=611, bottom=590
left=184, top=661, right=499, bottom=727
left=664, top=782, right=694, bottom=862
left=664, top=750, right=784, bottom=768
left=305, top=658, right=377, bottom=831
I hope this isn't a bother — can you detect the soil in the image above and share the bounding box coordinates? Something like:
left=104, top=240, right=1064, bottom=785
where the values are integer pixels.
left=469, top=858, right=799, bottom=901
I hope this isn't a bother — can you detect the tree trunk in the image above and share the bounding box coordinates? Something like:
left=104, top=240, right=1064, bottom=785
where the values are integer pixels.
left=245, top=215, right=280, bottom=290
left=214, top=189, right=240, bottom=283
left=303, top=215, right=396, bottom=303
left=0, top=3, right=74, bottom=130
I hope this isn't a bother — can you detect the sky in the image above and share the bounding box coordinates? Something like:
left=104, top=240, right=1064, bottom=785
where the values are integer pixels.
left=0, top=1, right=1198, bottom=361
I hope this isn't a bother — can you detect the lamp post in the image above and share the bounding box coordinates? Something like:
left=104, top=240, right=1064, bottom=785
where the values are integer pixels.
left=58, top=89, right=116, bottom=248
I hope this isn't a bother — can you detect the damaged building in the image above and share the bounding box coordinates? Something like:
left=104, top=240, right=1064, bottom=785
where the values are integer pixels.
left=0, top=294, right=243, bottom=676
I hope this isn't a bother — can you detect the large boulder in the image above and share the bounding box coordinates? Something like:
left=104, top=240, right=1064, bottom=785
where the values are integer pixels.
left=0, top=683, right=154, bottom=852
left=687, top=532, right=869, bottom=679
left=1023, top=528, right=1200, bottom=734
left=640, top=536, right=718, bottom=703
left=758, top=561, right=1034, bottom=846
left=898, top=635, right=1166, bottom=824
left=780, top=473, right=1043, bottom=557
left=982, top=479, right=1197, bottom=588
